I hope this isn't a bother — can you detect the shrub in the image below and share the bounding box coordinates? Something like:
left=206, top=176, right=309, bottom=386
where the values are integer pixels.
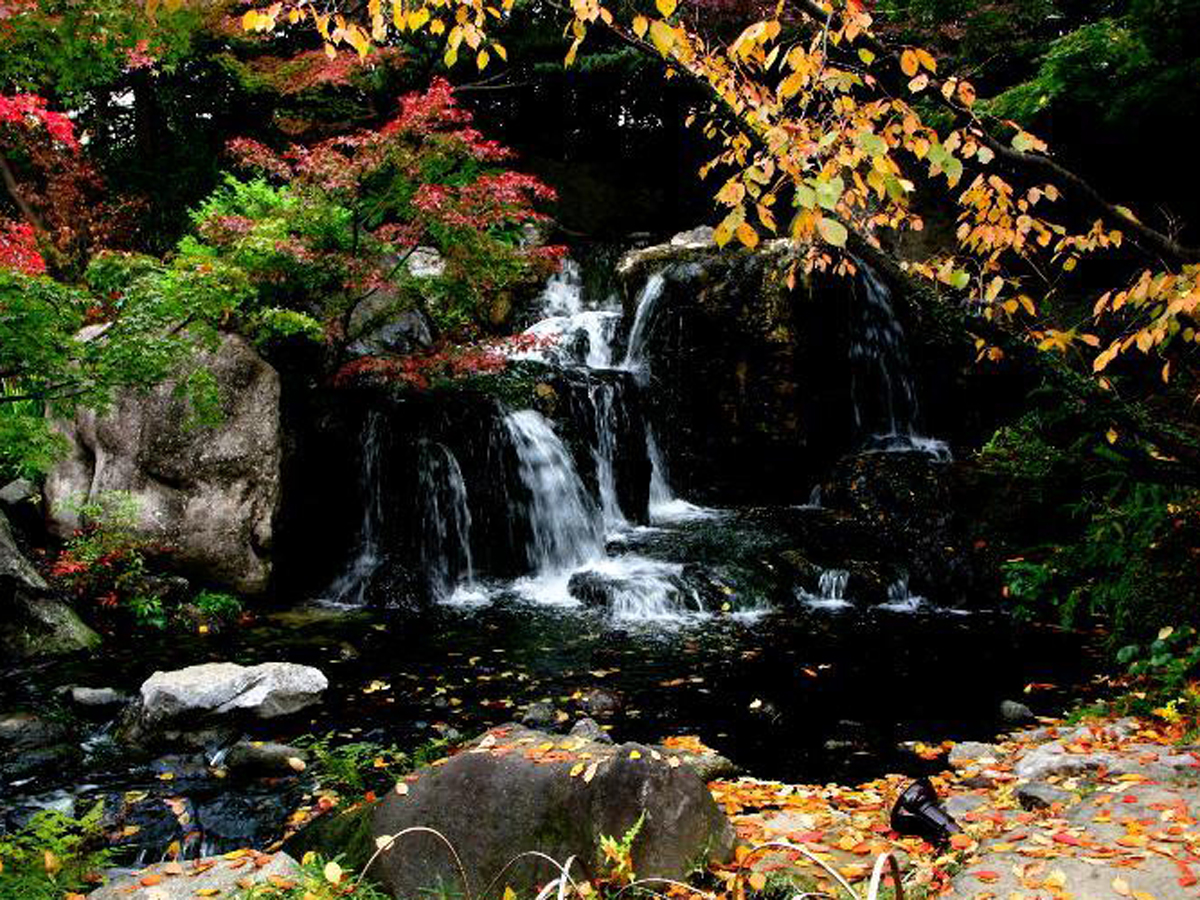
left=0, top=801, right=112, bottom=900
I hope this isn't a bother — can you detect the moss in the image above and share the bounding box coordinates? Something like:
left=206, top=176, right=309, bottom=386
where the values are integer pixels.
left=282, top=802, right=378, bottom=874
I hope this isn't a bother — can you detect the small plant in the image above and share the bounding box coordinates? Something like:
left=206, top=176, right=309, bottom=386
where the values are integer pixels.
left=292, top=733, right=416, bottom=803
left=237, top=852, right=391, bottom=899
left=193, top=589, right=244, bottom=623
left=50, top=491, right=164, bottom=622
left=1117, top=625, right=1200, bottom=712
left=0, top=801, right=112, bottom=900
left=597, top=812, right=645, bottom=888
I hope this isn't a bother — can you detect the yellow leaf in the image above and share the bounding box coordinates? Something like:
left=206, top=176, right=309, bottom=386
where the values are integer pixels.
left=816, top=217, right=848, bottom=247
left=629, top=750, right=642, bottom=760
left=324, top=860, right=344, bottom=884
left=43, top=851, right=61, bottom=876
left=477, top=49, right=490, bottom=70
left=915, top=48, right=937, bottom=72
left=649, top=19, right=676, bottom=55
left=375, top=835, right=396, bottom=850
left=655, top=0, right=677, bottom=17
left=668, top=756, right=681, bottom=767
left=900, top=49, right=919, bottom=77
left=195, top=891, right=222, bottom=898
left=1107, top=428, right=1118, bottom=445
left=748, top=872, right=767, bottom=891
left=570, top=762, right=586, bottom=777
left=736, top=222, right=759, bottom=249
left=1113, top=877, right=1132, bottom=896
left=408, top=8, right=430, bottom=29
left=493, top=42, right=507, bottom=61
left=583, top=761, right=599, bottom=782
left=1158, top=626, right=1175, bottom=641
left=286, top=757, right=306, bottom=772
left=504, top=888, right=518, bottom=900
left=632, top=14, right=648, bottom=39
left=324, top=42, right=337, bottom=60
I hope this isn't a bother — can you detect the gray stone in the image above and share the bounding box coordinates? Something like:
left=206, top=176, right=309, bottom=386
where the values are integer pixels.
left=1, top=510, right=100, bottom=659
left=1013, top=738, right=1197, bottom=782
left=122, top=661, right=327, bottom=748
left=1000, top=699, right=1036, bottom=724
left=521, top=700, right=559, bottom=730
left=44, top=334, right=281, bottom=595
left=88, top=851, right=300, bottom=900
left=580, top=687, right=623, bottom=718
left=367, top=725, right=735, bottom=898
left=407, top=245, right=446, bottom=278
left=948, top=741, right=1002, bottom=769
left=224, top=741, right=309, bottom=777
left=669, top=225, right=715, bottom=247
left=67, top=686, right=129, bottom=711
left=0, top=478, right=36, bottom=507
left=569, top=717, right=612, bottom=744
left=1016, top=781, right=1072, bottom=810
left=0, top=712, right=75, bottom=782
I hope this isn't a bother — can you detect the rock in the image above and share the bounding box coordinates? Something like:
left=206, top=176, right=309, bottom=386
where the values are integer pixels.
left=44, top=334, right=281, bottom=595
left=65, top=686, right=129, bottom=714
left=346, top=293, right=434, bottom=357
left=1, top=509, right=101, bottom=659
left=88, top=851, right=300, bottom=900
left=223, top=741, right=309, bottom=777
left=948, top=741, right=1002, bottom=769
left=569, top=717, right=613, bottom=744
left=1016, top=781, right=1072, bottom=810
left=367, top=725, right=735, bottom=898
left=407, top=246, right=446, bottom=278
left=0, top=712, right=76, bottom=783
left=121, top=661, right=328, bottom=748
left=669, top=225, right=715, bottom=247
left=0, top=477, right=35, bottom=507
left=580, top=687, right=623, bottom=718
left=1000, top=700, right=1037, bottom=724
left=521, top=700, right=560, bottom=730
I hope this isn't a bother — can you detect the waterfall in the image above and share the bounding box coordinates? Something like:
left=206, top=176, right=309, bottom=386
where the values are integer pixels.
left=801, top=568, right=852, bottom=609
left=325, top=411, right=384, bottom=605
left=538, top=258, right=584, bottom=317
left=417, top=440, right=477, bottom=601
left=589, top=381, right=627, bottom=529
left=504, top=409, right=603, bottom=574
left=622, top=270, right=668, bottom=379
left=879, top=575, right=925, bottom=612
left=850, top=265, right=949, bottom=459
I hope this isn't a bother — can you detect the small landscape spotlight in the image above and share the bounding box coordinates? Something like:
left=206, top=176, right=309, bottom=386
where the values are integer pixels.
left=890, top=777, right=962, bottom=845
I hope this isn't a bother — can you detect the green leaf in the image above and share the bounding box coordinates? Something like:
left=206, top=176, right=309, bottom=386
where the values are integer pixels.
left=816, top=216, right=847, bottom=247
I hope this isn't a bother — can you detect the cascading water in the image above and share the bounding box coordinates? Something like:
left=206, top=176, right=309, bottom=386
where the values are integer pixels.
left=801, top=568, right=852, bottom=609
left=516, top=258, right=622, bottom=368
left=589, top=381, right=627, bottom=529
left=504, top=409, right=604, bottom=577
left=417, top=440, right=479, bottom=602
left=622, top=271, right=667, bottom=380
left=879, top=575, right=924, bottom=612
left=324, top=411, right=384, bottom=606
left=850, top=265, right=949, bottom=459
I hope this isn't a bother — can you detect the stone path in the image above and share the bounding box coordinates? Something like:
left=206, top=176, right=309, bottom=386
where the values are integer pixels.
left=707, top=716, right=1200, bottom=900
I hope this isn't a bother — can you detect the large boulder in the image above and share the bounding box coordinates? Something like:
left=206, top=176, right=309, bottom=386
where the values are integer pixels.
left=119, top=661, right=328, bottom=749
left=1, top=509, right=100, bottom=659
left=44, top=334, right=281, bottom=595
left=365, top=724, right=735, bottom=899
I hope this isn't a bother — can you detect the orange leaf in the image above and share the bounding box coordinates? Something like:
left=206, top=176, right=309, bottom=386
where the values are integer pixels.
left=973, top=871, right=1000, bottom=883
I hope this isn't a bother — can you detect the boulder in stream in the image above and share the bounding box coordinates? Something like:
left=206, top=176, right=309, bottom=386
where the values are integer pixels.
left=1, top=509, right=100, bottom=659
left=119, top=661, right=328, bottom=749
left=362, top=724, right=735, bottom=898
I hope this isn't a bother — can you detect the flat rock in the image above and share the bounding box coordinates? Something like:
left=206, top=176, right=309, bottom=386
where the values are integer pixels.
left=948, top=741, right=1002, bottom=769
left=121, top=662, right=327, bottom=748
left=1015, top=781, right=1072, bottom=810
left=89, top=851, right=300, bottom=900
left=365, top=724, right=735, bottom=898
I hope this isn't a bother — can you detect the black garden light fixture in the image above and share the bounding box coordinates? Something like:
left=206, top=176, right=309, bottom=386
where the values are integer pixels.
left=890, top=778, right=962, bottom=846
